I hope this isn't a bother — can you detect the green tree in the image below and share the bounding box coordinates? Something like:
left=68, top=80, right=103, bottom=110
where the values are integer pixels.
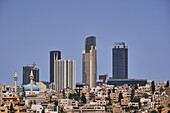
left=131, top=88, right=135, bottom=101
left=9, top=103, right=14, bottom=113
left=60, top=107, right=64, bottom=113
left=139, top=102, right=141, bottom=109
left=49, top=96, right=52, bottom=103
left=133, top=110, right=137, bottom=113
left=105, top=105, right=108, bottom=111
left=151, top=81, right=155, bottom=94
left=54, top=101, right=58, bottom=106
left=81, top=93, right=86, bottom=104
left=112, top=87, right=115, bottom=93
left=108, top=89, right=111, bottom=96
left=157, top=106, right=164, bottom=113
left=132, top=96, right=140, bottom=102
left=151, top=110, right=157, bottom=113
left=62, top=89, right=65, bottom=98
left=131, top=82, right=134, bottom=88
left=107, top=96, right=112, bottom=106
left=78, top=87, right=81, bottom=97
left=42, top=109, right=45, bottom=113
left=143, top=93, right=148, bottom=98
left=165, top=80, right=169, bottom=87
left=118, top=92, right=123, bottom=104
left=160, top=86, right=164, bottom=93
left=30, top=100, right=32, bottom=105
left=134, top=83, right=138, bottom=90
left=125, top=107, right=130, bottom=112
left=34, top=100, right=36, bottom=104
left=168, top=110, right=170, bottom=113
left=69, top=94, right=73, bottom=99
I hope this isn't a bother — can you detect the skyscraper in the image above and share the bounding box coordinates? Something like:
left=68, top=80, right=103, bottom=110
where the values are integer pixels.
left=54, top=59, right=76, bottom=92
left=23, top=65, right=39, bottom=85
left=50, top=51, right=61, bottom=83
left=112, top=42, right=128, bottom=79
left=82, top=36, right=97, bottom=87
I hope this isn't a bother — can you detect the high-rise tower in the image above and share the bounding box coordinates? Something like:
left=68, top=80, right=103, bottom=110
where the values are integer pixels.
left=82, top=36, right=97, bottom=87
left=54, top=59, right=76, bottom=92
left=50, top=51, right=61, bottom=83
left=23, top=65, right=39, bottom=85
left=112, top=42, right=128, bottom=79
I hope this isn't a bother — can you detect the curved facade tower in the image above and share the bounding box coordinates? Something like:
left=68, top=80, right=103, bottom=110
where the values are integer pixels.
left=82, top=36, right=97, bottom=87
left=50, top=51, right=61, bottom=83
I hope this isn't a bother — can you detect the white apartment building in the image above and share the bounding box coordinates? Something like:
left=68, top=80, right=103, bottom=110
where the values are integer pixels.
left=54, top=59, right=76, bottom=92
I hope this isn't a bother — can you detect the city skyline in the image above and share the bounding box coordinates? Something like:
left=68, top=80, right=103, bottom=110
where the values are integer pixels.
left=0, top=1, right=170, bottom=85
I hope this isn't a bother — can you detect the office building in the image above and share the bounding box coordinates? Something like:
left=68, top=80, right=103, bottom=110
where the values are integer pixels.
left=50, top=51, right=61, bottom=83
left=23, top=65, right=39, bottom=85
left=107, top=79, right=147, bottom=86
left=112, top=42, right=128, bottom=79
left=82, top=36, right=97, bottom=87
left=54, top=59, right=76, bottom=92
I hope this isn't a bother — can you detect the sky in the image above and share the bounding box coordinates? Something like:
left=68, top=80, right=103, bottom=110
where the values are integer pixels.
left=0, top=0, right=170, bottom=86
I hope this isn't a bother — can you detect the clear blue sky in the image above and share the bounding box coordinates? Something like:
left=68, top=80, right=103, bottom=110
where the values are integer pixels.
left=0, top=0, right=170, bottom=85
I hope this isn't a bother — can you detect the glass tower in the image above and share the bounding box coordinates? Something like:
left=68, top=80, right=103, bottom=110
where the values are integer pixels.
left=112, top=42, right=128, bottom=79
left=50, top=51, right=61, bottom=83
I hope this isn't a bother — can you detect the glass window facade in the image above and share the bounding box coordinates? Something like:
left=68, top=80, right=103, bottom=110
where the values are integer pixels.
left=112, top=42, right=128, bottom=79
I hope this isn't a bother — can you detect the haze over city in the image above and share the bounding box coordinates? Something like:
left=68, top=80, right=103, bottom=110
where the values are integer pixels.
left=0, top=0, right=170, bottom=85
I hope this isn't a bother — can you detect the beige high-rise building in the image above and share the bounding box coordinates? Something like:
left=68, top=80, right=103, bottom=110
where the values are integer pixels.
left=54, top=59, right=76, bottom=92
left=82, top=36, right=97, bottom=88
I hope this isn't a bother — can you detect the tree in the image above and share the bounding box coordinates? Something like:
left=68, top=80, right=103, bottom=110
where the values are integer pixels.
left=34, top=100, right=36, bottom=104
left=160, top=86, right=164, bottom=94
left=54, top=101, right=58, bottom=106
left=78, top=87, right=81, bottom=97
left=157, top=106, right=164, bottom=113
left=9, top=103, right=14, bottom=113
left=49, top=96, right=52, bottom=103
left=131, top=88, right=135, bottom=101
left=131, top=82, right=134, bottom=88
left=81, top=93, right=86, bottom=104
left=30, top=100, right=32, bottom=105
left=62, top=89, right=65, bottom=98
left=131, top=96, right=140, bottom=102
left=151, top=81, right=155, bottom=94
left=60, top=107, right=64, bottom=113
left=133, top=110, right=137, bottom=113
left=134, top=83, right=138, bottom=90
left=105, top=105, right=108, bottom=111
left=143, top=93, right=148, bottom=98
left=151, top=110, right=157, bottom=113
left=112, top=87, right=115, bottom=93
left=139, top=102, right=141, bottom=109
left=42, top=109, right=45, bottom=113
left=165, top=80, right=169, bottom=88
left=107, top=96, right=112, bottom=106
left=118, top=92, right=123, bottom=104
left=108, top=89, right=111, bottom=96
